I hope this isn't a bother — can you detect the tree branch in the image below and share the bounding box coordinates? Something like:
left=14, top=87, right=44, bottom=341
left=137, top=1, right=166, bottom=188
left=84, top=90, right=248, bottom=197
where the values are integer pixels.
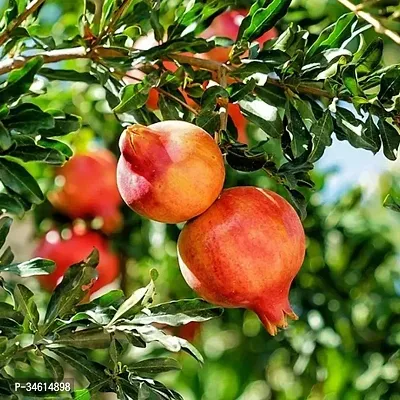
left=0, top=47, right=337, bottom=102
left=0, top=46, right=90, bottom=75
left=0, top=0, right=46, bottom=47
left=337, top=0, right=400, bottom=45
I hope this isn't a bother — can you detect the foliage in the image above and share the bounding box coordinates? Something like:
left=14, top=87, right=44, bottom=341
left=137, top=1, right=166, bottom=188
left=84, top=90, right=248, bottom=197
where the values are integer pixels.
left=0, top=0, right=399, bottom=399
left=0, top=222, right=222, bottom=398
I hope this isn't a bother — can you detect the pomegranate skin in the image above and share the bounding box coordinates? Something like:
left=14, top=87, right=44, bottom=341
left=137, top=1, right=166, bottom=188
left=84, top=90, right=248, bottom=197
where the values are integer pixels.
left=117, top=121, right=225, bottom=224
left=177, top=187, right=305, bottom=335
left=35, top=229, right=120, bottom=294
left=49, top=149, right=122, bottom=234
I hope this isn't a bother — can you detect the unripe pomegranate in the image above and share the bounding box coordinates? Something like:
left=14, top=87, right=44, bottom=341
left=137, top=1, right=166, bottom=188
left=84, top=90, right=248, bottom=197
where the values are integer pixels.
left=117, top=121, right=225, bottom=223
left=49, top=149, right=122, bottom=234
left=177, top=187, right=305, bottom=335
left=35, top=228, right=120, bottom=294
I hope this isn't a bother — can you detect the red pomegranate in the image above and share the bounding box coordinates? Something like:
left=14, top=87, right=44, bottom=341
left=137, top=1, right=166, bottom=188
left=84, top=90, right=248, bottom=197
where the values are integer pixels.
left=49, top=149, right=122, bottom=234
left=177, top=187, right=305, bottom=335
left=117, top=121, right=225, bottom=224
left=35, top=228, right=120, bottom=294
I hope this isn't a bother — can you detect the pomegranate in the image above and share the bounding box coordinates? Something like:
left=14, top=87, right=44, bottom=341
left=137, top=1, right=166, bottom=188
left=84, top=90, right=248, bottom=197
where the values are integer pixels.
left=177, top=187, right=305, bottom=335
left=49, top=149, right=122, bottom=234
left=35, top=228, right=120, bottom=294
left=117, top=121, right=225, bottom=223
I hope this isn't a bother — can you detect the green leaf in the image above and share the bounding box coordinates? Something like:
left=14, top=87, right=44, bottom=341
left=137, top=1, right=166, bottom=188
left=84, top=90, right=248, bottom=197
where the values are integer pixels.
left=364, top=115, right=381, bottom=154
left=55, top=328, right=111, bottom=349
left=39, top=68, right=98, bottom=83
left=378, top=68, right=400, bottom=103
left=254, top=84, right=286, bottom=109
left=0, top=122, right=13, bottom=151
left=114, top=76, right=157, bottom=113
left=335, top=107, right=377, bottom=153
left=0, top=158, right=44, bottom=204
left=238, top=0, right=291, bottom=43
left=0, top=246, right=14, bottom=265
left=43, top=353, right=64, bottom=382
left=72, top=389, right=91, bottom=400
left=0, top=318, right=22, bottom=337
left=107, top=280, right=156, bottom=327
left=0, top=303, right=23, bottom=323
left=159, top=95, right=181, bottom=120
left=239, top=96, right=282, bottom=139
left=307, top=14, right=356, bottom=59
left=2, top=0, right=18, bottom=26
left=128, top=358, right=181, bottom=375
left=43, top=249, right=99, bottom=331
left=286, top=188, right=307, bottom=220
left=50, top=348, right=109, bottom=384
left=0, top=57, right=44, bottom=104
left=309, top=110, right=334, bottom=162
left=8, top=144, right=66, bottom=164
left=377, top=119, right=400, bottom=161
left=0, top=258, right=55, bottom=277
left=355, top=38, right=383, bottom=75
left=285, top=101, right=311, bottom=158
left=0, top=194, right=24, bottom=218
left=38, top=138, right=73, bottom=159
left=383, top=193, right=400, bottom=212
left=342, top=65, right=363, bottom=96
left=0, top=217, right=12, bottom=249
left=14, top=284, right=39, bottom=332
left=40, top=113, right=81, bottom=137
left=4, top=105, right=55, bottom=134
left=131, top=299, right=223, bottom=327
left=134, top=325, right=204, bottom=363
left=227, top=81, right=257, bottom=103
left=150, top=6, right=164, bottom=42
left=226, top=145, right=267, bottom=172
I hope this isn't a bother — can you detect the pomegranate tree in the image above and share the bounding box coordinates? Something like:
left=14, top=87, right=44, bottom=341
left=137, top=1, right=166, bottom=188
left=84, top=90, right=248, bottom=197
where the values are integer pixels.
left=177, top=187, right=306, bottom=335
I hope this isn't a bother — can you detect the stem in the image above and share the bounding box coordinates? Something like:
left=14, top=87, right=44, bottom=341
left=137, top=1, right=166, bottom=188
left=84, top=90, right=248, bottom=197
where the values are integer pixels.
left=158, top=87, right=199, bottom=115
left=217, top=65, right=229, bottom=144
left=94, top=0, right=134, bottom=45
left=337, top=0, right=400, bottom=45
left=170, top=53, right=228, bottom=72
left=124, top=72, right=199, bottom=115
left=0, top=0, right=46, bottom=46
left=119, top=254, right=128, bottom=294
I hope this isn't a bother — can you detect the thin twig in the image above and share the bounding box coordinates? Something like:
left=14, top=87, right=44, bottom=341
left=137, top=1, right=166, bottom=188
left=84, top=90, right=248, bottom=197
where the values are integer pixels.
left=217, top=65, right=229, bottom=144
left=170, top=53, right=227, bottom=72
left=94, top=0, right=134, bottom=45
left=158, top=87, right=199, bottom=115
left=338, top=0, right=400, bottom=45
left=0, top=0, right=46, bottom=46
left=124, top=72, right=199, bottom=115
